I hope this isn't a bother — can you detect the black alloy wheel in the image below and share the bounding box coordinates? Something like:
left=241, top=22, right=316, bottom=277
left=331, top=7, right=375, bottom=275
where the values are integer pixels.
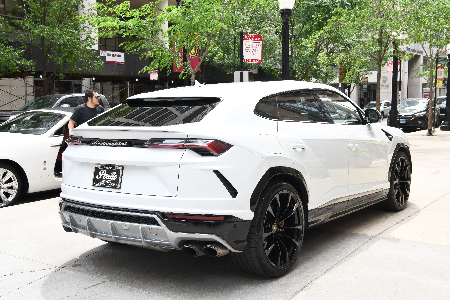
left=0, top=163, right=22, bottom=207
left=231, top=181, right=305, bottom=278
left=379, top=152, right=411, bottom=211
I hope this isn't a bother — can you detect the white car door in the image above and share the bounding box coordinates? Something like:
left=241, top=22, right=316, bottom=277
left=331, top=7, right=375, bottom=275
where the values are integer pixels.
left=256, top=90, right=350, bottom=212
left=315, top=90, right=390, bottom=198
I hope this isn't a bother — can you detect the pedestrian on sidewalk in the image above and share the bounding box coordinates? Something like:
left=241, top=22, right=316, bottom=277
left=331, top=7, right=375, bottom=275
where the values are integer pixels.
left=68, top=89, right=104, bottom=131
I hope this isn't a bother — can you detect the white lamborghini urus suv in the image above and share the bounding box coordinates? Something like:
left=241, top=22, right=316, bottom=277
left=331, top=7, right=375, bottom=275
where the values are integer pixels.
left=59, top=81, right=411, bottom=278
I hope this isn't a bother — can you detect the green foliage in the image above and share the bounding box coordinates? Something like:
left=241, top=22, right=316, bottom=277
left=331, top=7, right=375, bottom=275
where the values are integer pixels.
left=92, top=0, right=244, bottom=85
left=203, top=0, right=281, bottom=79
left=316, top=0, right=405, bottom=109
left=290, top=0, right=362, bottom=83
left=14, top=0, right=103, bottom=95
left=0, top=16, right=34, bottom=76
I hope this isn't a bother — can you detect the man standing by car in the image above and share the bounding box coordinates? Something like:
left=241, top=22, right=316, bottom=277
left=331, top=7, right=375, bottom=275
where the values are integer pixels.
left=68, top=89, right=104, bottom=131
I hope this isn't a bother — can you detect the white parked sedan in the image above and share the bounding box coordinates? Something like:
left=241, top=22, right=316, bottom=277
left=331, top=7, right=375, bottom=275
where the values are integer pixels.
left=0, top=109, right=71, bottom=207
left=365, top=100, right=391, bottom=118
left=60, top=81, right=411, bottom=278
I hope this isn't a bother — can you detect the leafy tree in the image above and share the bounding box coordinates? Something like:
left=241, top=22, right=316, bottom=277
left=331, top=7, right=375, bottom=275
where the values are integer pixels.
left=289, top=0, right=362, bottom=84
left=201, top=0, right=281, bottom=81
left=0, top=16, right=34, bottom=76
left=319, top=0, right=404, bottom=111
left=14, top=0, right=103, bottom=95
left=92, top=0, right=246, bottom=86
left=403, top=0, right=450, bottom=135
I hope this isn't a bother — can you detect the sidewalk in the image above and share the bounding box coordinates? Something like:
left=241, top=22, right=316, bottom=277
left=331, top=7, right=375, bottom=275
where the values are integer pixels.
left=292, top=129, right=450, bottom=299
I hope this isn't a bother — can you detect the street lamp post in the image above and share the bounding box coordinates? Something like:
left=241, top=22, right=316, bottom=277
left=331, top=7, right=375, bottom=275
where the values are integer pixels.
left=441, top=46, right=450, bottom=131
left=389, top=40, right=399, bottom=127
left=278, top=0, right=295, bottom=80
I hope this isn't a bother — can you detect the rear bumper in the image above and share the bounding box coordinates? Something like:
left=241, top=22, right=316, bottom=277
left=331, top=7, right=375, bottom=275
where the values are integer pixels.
left=59, top=198, right=251, bottom=252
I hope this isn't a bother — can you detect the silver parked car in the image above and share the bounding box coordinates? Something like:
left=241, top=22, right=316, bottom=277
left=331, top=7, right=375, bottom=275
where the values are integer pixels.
left=0, top=93, right=110, bottom=123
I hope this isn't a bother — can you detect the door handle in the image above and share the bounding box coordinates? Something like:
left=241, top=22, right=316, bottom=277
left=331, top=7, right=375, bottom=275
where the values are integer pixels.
left=50, top=144, right=62, bottom=147
left=348, top=143, right=359, bottom=151
left=292, top=143, right=306, bottom=151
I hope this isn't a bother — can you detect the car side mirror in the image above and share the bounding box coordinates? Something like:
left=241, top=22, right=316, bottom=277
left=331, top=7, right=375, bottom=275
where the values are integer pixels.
left=365, top=109, right=380, bottom=123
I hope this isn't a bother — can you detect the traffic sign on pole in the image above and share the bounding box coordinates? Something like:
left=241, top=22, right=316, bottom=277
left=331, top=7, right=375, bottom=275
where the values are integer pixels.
left=243, top=34, right=262, bottom=63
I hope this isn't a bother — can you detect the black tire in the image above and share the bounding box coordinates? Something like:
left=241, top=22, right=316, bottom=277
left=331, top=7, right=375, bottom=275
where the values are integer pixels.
left=231, top=181, right=305, bottom=278
left=378, top=152, right=411, bottom=211
left=0, top=163, right=23, bottom=207
left=422, top=118, right=428, bottom=130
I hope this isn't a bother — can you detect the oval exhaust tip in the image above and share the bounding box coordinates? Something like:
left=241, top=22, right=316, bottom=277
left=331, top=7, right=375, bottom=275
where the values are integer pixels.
left=182, top=243, right=205, bottom=257
left=203, top=243, right=230, bottom=257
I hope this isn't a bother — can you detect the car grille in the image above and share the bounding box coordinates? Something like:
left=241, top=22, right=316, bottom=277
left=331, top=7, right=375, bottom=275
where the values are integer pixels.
left=63, top=203, right=159, bottom=226
left=398, top=115, right=413, bottom=119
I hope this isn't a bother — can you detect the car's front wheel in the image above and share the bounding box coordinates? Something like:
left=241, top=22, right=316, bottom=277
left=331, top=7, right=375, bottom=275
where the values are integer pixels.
left=0, top=163, right=22, bottom=207
left=379, top=152, right=411, bottom=211
left=231, top=181, right=305, bottom=278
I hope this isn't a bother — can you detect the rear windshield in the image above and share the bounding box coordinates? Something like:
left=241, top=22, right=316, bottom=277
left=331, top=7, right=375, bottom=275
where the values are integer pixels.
left=0, top=111, right=65, bottom=135
left=88, top=97, right=220, bottom=127
left=19, top=96, right=61, bottom=111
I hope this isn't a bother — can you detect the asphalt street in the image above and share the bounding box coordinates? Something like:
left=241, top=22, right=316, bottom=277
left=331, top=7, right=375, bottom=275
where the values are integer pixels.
left=1, top=124, right=450, bottom=300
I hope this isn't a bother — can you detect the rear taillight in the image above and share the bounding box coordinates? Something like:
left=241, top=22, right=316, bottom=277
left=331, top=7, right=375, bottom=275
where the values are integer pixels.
left=145, top=138, right=232, bottom=156
left=163, top=213, right=225, bottom=221
left=66, top=136, right=83, bottom=145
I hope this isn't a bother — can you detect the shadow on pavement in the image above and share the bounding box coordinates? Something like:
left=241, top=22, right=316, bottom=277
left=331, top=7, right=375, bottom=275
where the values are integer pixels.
left=38, top=202, right=414, bottom=299
left=15, top=189, right=61, bottom=206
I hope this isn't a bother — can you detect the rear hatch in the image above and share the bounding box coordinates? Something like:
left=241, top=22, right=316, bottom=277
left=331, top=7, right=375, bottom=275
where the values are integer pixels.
left=63, top=96, right=222, bottom=197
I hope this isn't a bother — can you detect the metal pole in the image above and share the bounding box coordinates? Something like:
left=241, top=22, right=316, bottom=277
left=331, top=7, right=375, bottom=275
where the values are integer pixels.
left=390, top=41, right=399, bottom=127
left=434, top=56, right=438, bottom=128
left=240, top=31, right=243, bottom=82
left=280, top=9, right=291, bottom=81
left=127, top=81, right=130, bottom=98
left=441, top=53, right=450, bottom=131
left=399, top=60, right=402, bottom=99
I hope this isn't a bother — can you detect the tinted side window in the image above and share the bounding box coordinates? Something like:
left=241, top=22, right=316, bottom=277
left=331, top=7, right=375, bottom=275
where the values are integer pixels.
left=254, top=96, right=278, bottom=119
left=277, top=91, right=332, bottom=123
left=314, top=90, right=362, bottom=124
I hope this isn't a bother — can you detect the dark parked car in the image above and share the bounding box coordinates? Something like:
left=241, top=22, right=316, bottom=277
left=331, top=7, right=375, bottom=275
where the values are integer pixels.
left=387, top=98, right=440, bottom=130
left=436, top=96, right=447, bottom=124
left=0, top=93, right=110, bottom=123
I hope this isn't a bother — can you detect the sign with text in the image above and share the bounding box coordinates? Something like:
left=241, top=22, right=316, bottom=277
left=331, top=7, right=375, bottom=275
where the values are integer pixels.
left=437, top=66, right=445, bottom=80
left=387, top=61, right=400, bottom=73
left=438, top=57, right=447, bottom=65
left=105, top=51, right=125, bottom=65
left=173, top=46, right=200, bottom=72
left=243, top=34, right=262, bottom=63
left=150, top=70, right=158, bottom=81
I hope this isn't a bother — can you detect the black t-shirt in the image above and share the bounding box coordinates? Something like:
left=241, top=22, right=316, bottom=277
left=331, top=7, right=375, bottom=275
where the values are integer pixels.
left=70, top=104, right=104, bottom=127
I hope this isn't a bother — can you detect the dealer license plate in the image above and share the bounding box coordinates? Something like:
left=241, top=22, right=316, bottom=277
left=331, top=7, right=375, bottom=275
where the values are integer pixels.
left=92, top=165, right=123, bottom=189
left=400, top=119, right=406, bottom=124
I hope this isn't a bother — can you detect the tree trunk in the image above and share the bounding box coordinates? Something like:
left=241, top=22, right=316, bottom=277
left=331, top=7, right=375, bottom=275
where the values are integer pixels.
left=376, top=59, right=382, bottom=112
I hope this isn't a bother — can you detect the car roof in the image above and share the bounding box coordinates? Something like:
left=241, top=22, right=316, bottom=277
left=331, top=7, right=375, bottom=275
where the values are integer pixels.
left=127, top=81, right=347, bottom=104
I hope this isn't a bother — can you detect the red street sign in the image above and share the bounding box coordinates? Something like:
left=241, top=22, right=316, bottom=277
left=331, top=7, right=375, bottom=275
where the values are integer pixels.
left=150, top=70, right=158, bottom=81
left=437, top=66, right=445, bottom=81
left=387, top=61, right=400, bottom=74
left=243, top=34, right=262, bottom=63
